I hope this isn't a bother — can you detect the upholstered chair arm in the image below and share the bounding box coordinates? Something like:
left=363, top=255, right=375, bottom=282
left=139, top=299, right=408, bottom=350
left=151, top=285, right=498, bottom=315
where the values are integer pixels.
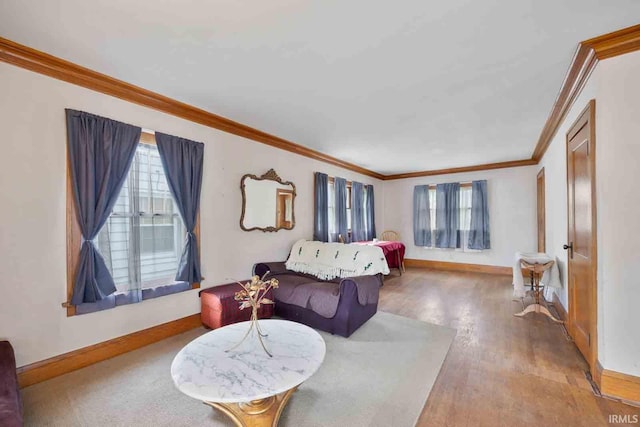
left=253, top=262, right=289, bottom=278
left=339, top=273, right=383, bottom=306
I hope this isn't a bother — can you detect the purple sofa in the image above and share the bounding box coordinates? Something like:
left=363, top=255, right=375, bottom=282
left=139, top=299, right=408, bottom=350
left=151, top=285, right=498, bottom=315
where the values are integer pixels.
left=0, top=341, right=22, bottom=427
left=253, top=262, right=382, bottom=337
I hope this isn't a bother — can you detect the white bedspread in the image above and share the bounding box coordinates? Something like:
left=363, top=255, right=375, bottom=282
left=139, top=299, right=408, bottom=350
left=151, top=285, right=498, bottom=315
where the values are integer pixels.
left=512, top=251, right=562, bottom=298
left=286, top=239, right=390, bottom=280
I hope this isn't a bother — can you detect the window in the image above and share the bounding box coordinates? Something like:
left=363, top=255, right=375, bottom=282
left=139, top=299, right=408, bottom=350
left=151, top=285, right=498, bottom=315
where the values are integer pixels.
left=429, top=187, right=436, bottom=233
left=328, top=180, right=353, bottom=233
left=66, top=132, right=201, bottom=316
left=459, top=186, right=472, bottom=232
left=95, top=143, right=186, bottom=292
left=327, top=180, right=336, bottom=240
left=346, top=184, right=352, bottom=231
left=363, top=188, right=370, bottom=234
left=328, top=180, right=353, bottom=240
left=325, top=177, right=372, bottom=242
left=314, top=172, right=376, bottom=243
left=425, top=184, right=473, bottom=249
left=414, top=180, right=489, bottom=251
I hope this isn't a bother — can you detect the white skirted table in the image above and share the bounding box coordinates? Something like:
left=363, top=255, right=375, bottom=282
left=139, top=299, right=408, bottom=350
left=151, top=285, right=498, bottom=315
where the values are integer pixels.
left=512, top=252, right=563, bottom=323
left=171, top=319, right=326, bottom=426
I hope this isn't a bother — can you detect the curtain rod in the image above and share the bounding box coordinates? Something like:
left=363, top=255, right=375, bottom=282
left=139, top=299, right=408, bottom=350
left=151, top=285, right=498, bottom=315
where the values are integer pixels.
left=324, top=175, right=371, bottom=187
left=426, top=182, right=473, bottom=188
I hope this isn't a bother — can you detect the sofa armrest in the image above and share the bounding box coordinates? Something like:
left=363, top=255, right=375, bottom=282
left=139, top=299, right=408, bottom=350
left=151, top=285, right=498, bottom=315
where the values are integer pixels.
left=253, top=262, right=289, bottom=278
left=339, top=274, right=382, bottom=306
left=0, top=341, right=23, bottom=427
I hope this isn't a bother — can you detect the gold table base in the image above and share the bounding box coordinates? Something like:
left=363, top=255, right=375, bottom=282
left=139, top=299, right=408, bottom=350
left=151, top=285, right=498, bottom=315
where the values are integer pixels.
left=205, top=386, right=298, bottom=427
left=514, top=302, right=563, bottom=323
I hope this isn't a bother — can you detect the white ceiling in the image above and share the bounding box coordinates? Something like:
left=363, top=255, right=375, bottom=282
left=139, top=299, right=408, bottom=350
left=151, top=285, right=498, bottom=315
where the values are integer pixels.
left=1, top=1, right=639, bottom=174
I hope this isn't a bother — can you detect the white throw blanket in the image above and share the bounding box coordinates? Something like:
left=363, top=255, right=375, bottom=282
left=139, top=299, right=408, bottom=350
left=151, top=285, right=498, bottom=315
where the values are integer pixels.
left=286, top=239, right=390, bottom=280
left=512, top=251, right=562, bottom=298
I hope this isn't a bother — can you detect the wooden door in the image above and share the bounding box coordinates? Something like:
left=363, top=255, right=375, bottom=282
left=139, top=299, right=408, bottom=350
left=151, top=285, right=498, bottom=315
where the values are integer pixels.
left=566, top=99, right=597, bottom=373
left=275, top=189, right=293, bottom=229
left=537, top=168, right=546, bottom=253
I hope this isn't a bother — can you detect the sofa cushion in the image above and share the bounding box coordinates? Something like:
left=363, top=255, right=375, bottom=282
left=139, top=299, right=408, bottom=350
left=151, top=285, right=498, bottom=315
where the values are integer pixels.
left=273, top=273, right=320, bottom=288
left=274, top=279, right=342, bottom=319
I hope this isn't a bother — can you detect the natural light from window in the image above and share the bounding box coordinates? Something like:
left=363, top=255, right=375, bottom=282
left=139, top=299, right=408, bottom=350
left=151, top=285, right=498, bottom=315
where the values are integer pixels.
left=95, top=143, right=184, bottom=293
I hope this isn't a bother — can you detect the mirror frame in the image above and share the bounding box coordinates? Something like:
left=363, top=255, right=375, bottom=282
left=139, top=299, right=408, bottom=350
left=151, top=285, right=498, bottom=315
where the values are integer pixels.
left=240, top=168, right=297, bottom=232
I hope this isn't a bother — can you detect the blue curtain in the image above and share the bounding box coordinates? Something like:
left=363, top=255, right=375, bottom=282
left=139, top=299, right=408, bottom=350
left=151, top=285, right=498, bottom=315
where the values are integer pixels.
left=351, top=181, right=365, bottom=242
left=468, top=180, right=491, bottom=249
left=66, top=109, right=141, bottom=304
left=365, top=185, right=376, bottom=240
left=435, top=183, right=460, bottom=248
left=155, top=132, right=204, bottom=284
left=314, top=172, right=329, bottom=242
left=413, top=185, right=431, bottom=247
left=334, top=177, right=349, bottom=243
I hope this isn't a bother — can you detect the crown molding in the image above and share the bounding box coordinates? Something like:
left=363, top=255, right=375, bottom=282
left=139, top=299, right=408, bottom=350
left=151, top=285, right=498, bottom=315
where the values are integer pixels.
left=584, top=23, right=640, bottom=60
left=382, top=158, right=537, bottom=180
left=531, top=24, right=640, bottom=162
left=3, top=24, right=640, bottom=181
left=531, top=44, right=598, bottom=161
left=0, top=36, right=533, bottom=181
left=0, top=37, right=385, bottom=180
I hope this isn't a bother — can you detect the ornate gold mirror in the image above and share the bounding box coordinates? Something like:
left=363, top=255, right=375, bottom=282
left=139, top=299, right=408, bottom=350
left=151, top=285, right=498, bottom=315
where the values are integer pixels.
left=240, top=169, right=296, bottom=232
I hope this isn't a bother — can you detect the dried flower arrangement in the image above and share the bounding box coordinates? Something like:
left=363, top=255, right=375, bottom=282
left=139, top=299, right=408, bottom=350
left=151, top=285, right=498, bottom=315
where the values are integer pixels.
left=226, top=272, right=279, bottom=357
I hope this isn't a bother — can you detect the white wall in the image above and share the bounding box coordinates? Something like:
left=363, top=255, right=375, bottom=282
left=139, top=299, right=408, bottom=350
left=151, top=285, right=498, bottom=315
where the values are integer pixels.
left=0, top=62, right=384, bottom=367
left=540, top=51, right=640, bottom=378
left=382, top=166, right=537, bottom=267
left=537, top=69, right=599, bottom=309
left=596, top=51, right=640, bottom=377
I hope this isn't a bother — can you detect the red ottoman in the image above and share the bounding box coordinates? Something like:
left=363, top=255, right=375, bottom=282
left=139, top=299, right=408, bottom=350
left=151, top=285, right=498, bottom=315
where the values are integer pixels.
left=199, top=282, right=274, bottom=329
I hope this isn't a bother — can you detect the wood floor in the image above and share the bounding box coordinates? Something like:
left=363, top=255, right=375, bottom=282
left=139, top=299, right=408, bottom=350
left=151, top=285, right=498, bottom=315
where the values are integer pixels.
left=378, top=268, right=640, bottom=427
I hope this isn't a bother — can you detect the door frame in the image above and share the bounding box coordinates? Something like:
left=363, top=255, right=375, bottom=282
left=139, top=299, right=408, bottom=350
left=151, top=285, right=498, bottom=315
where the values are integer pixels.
left=275, top=188, right=294, bottom=228
left=537, top=168, right=546, bottom=253
left=566, top=99, right=598, bottom=380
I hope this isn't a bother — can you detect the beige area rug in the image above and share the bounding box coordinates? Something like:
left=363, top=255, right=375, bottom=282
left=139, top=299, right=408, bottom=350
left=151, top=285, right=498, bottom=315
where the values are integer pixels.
left=22, top=311, right=456, bottom=427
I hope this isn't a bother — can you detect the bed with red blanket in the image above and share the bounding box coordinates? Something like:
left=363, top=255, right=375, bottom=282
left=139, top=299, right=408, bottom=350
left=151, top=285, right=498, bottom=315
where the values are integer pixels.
left=351, top=240, right=406, bottom=271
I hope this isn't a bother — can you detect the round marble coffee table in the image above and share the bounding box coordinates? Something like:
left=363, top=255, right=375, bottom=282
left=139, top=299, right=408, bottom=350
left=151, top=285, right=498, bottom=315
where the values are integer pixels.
left=171, top=319, right=326, bottom=426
